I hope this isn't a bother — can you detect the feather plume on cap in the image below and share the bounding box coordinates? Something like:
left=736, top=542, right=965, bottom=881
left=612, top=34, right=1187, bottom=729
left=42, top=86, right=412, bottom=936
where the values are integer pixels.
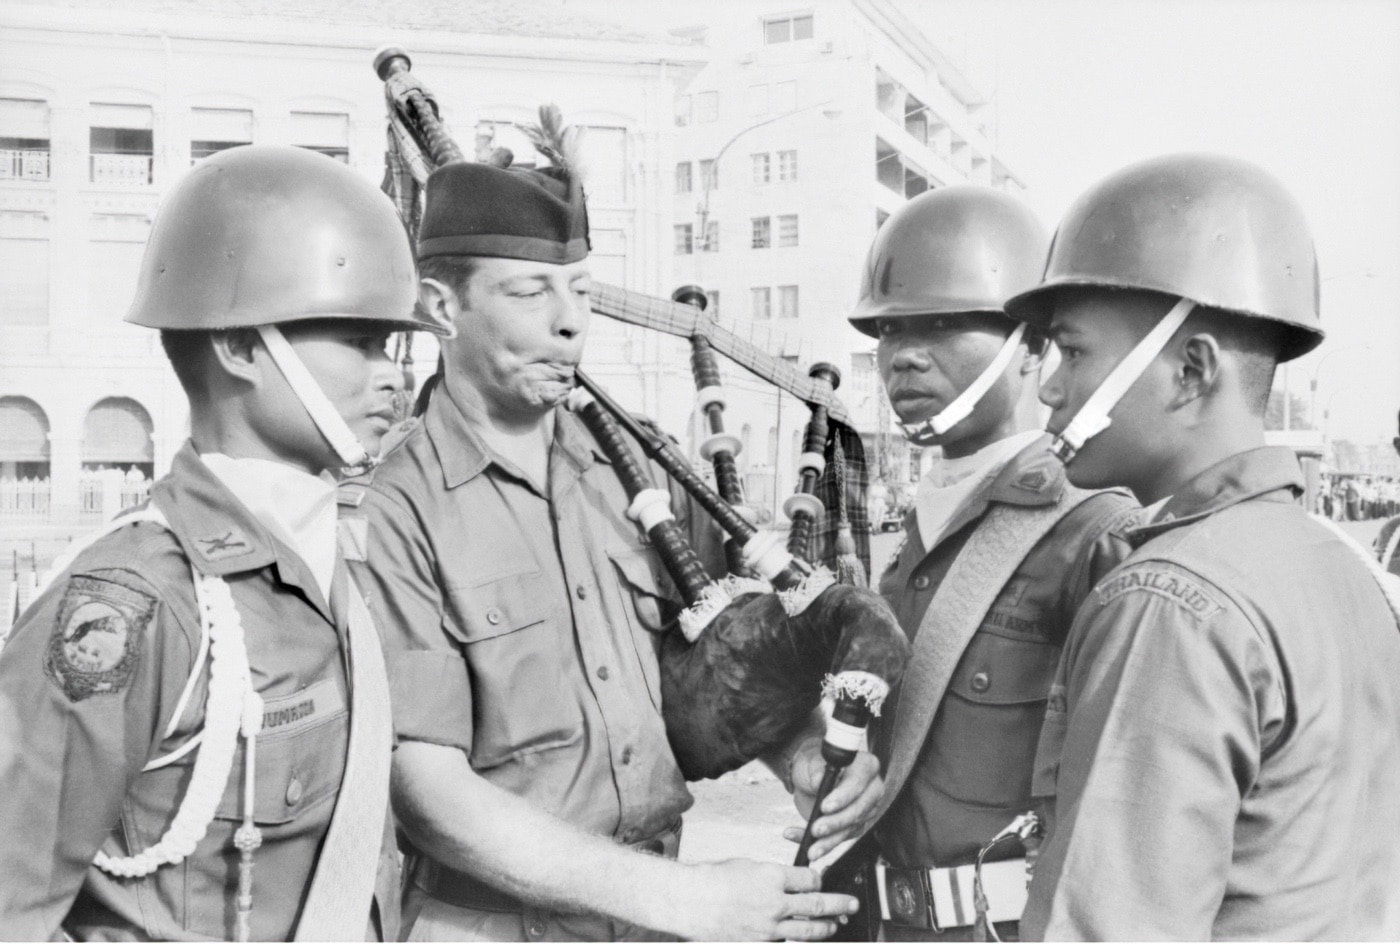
left=518, top=103, right=585, bottom=184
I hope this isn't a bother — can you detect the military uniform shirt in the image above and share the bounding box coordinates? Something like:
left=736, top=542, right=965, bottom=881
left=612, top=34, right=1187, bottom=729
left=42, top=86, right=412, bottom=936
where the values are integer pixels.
left=1024, top=447, right=1400, bottom=939
left=874, top=440, right=1137, bottom=868
left=351, top=392, right=710, bottom=937
left=0, top=443, right=398, bottom=941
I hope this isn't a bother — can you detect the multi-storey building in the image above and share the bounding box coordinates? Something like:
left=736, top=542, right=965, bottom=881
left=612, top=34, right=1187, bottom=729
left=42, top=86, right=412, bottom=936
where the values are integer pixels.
left=663, top=0, right=1024, bottom=515
left=0, top=0, right=703, bottom=522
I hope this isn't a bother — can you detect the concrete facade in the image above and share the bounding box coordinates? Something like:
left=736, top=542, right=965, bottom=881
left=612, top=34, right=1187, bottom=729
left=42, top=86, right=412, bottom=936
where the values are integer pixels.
left=0, top=0, right=704, bottom=520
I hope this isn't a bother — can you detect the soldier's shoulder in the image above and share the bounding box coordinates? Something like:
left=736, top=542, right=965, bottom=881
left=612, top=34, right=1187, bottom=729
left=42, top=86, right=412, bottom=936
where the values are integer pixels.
left=1088, top=557, right=1229, bottom=624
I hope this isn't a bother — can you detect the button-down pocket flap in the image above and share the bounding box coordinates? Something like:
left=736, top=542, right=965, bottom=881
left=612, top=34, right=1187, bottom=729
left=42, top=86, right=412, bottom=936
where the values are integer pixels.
left=607, top=547, right=676, bottom=633
left=212, top=716, right=347, bottom=825
left=450, top=570, right=550, bottom=644
left=951, top=632, right=1058, bottom=705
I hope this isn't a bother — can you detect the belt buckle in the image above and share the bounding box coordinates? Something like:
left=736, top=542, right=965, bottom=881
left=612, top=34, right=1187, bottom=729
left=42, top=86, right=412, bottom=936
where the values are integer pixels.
left=876, top=862, right=940, bottom=932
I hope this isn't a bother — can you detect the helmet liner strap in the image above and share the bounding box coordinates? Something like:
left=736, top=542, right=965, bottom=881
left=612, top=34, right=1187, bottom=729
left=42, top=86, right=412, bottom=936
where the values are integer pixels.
left=255, top=325, right=374, bottom=472
left=899, top=324, right=1026, bottom=445
left=1048, top=297, right=1196, bottom=463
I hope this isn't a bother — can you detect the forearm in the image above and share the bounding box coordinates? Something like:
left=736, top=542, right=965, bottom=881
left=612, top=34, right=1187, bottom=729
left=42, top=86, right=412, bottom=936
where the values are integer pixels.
left=391, top=741, right=690, bottom=936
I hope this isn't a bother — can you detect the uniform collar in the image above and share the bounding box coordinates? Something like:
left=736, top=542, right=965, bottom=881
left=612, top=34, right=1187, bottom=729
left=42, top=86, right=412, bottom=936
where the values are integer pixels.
left=908, top=433, right=1065, bottom=555
left=1125, top=446, right=1304, bottom=549
left=149, top=442, right=281, bottom=577
left=424, top=388, right=605, bottom=490
left=983, top=434, right=1067, bottom=509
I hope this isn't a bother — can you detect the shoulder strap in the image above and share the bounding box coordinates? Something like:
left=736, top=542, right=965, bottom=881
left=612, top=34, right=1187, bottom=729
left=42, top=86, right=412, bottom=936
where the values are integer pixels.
left=294, top=581, right=393, bottom=941
left=875, top=486, right=1100, bottom=821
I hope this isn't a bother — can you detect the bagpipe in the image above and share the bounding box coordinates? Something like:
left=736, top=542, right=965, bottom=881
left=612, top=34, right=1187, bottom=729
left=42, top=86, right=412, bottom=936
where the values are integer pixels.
left=373, top=47, right=910, bottom=864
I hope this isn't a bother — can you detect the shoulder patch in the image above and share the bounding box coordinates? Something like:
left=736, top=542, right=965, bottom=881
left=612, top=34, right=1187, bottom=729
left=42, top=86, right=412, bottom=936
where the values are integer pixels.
left=193, top=528, right=254, bottom=562
left=44, top=575, right=157, bottom=701
left=1096, top=566, right=1223, bottom=621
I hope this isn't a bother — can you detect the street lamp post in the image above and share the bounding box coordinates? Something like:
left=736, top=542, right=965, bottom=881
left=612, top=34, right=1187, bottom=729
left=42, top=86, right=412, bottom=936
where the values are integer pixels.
left=695, top=99, right=838, bottom=255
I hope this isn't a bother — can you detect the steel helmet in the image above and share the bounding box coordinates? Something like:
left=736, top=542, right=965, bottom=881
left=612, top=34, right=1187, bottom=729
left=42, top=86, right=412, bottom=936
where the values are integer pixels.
left=1005, top=153, right=1322, bottom=361
left=848, top=186, right=1050, bottom=337
left=126, top=144, right=447, bottom=334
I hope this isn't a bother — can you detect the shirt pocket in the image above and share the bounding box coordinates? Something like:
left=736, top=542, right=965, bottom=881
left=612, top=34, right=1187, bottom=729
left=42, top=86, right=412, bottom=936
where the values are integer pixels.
left=925, top=630, right=1060, bottom=809
left=444, top=570, right=583, bottom=769
left=210, top=698, right=350, bottom=827
left=607, top=547, right=677, bottom=709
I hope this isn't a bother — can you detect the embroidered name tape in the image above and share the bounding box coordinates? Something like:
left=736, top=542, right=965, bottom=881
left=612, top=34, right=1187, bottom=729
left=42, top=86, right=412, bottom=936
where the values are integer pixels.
left=259, top=678, right=347, bottom=738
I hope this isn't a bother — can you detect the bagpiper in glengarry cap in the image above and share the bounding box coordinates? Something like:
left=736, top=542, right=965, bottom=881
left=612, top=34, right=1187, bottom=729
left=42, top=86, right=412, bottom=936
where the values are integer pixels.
left=416, top=106, right=590, bottom=265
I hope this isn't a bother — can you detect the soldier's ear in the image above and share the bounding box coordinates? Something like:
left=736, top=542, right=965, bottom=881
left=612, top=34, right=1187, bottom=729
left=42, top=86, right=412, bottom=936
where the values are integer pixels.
left=418, top=278, right=462, bottom=328
left=1176, top=332, right=1223, bottom=405
left=208, top=328, right=262, bottom=386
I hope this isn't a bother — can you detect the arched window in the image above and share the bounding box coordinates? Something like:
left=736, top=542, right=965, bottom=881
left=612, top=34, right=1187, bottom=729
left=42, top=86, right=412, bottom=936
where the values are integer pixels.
left=740, top=423, right=752, bottom=471
left=0, top=396, right=50, bottom=478
left=82, top=397, right=153, bottom=478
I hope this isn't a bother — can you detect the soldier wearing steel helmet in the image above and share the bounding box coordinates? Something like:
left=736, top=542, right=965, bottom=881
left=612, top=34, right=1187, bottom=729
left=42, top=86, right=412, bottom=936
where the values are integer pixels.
left=811, top=186, right=1139, bottom=940
left=1004, top=153, right=1400, bottom=939
left=0, top=145, right=449, bottom=940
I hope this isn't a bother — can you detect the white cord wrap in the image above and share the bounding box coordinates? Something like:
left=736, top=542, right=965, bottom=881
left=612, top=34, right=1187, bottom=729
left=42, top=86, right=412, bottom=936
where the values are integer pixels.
left=626, top=488, right=675, bottom=532
left=739, top=530, right=793, bottom=582
left=823, top=716, right=867, bottom=753
left=1047, top=298, right=1195, bottom=464
left=900, top=324, right=1027, bottom=445
left=695, top=384, right=727, bottom=411
left=256, top=325, right=373, bottom=472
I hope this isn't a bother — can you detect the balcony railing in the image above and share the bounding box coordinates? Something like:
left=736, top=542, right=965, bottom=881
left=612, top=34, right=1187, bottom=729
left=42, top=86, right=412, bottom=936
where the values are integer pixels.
left=90, top=153, right=152, bottom=186
left=0, top=148, right=50, bottom=181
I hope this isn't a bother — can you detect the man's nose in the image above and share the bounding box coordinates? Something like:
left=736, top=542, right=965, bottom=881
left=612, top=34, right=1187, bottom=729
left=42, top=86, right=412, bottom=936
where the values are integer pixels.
left=887, top=338, right=931, bottom=372
left=553, top=289, right=588, bottom=340
left=1039, top=363, right=1065, bottom=409
left=372, top=345, right=405, bottom=393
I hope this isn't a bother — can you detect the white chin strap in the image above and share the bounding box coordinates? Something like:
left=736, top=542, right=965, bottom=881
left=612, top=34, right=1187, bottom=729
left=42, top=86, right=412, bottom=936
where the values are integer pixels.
left=256, top=325, right=375, bottom=473
left=898, top=323, right=1026, bottom=446
left=1047, top=297, right=1196, bottom=464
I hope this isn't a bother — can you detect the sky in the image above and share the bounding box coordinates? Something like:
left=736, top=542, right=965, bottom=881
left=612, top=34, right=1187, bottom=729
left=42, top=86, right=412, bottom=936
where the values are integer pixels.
left=575, top=0, right=1400, bottom=444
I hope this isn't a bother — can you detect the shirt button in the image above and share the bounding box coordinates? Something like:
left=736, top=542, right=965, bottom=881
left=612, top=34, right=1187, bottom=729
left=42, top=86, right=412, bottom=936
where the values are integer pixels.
left=528, top=919, right=546, bottom=937
left=621, top=746, right=633, bottom=765
left=971, top=671, right=991, bottom=693
left=913, top=575, right=931, bottom=590
left=486, top=607, right=502, bottom=625
left=286, top=777, right=304, bottom=806
left=576, top=584, right=588, bottom=600
left=597, top=666, right=610, bottom=681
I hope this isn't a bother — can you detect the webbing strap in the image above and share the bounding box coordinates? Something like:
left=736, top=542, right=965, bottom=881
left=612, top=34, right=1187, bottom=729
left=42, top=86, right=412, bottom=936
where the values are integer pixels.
left=1049, top=298, right=1195, bottom=463
left=899, top=325, right=1027, bottom=444
left=256, top=325, right=372, bottom=472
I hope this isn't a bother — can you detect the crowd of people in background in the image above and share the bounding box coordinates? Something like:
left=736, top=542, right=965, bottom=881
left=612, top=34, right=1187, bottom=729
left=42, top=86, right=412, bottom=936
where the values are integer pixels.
left=1320, top=473, right=1400, bottom=521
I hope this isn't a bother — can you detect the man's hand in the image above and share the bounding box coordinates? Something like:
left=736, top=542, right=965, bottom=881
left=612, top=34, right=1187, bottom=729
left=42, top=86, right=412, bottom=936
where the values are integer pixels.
left=782, top=736, right=884, bottom=862
left=666, top=860, right=859, bottom=941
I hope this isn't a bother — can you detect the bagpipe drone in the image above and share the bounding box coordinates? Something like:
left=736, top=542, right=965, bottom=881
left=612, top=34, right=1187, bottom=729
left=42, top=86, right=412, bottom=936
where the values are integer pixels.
left=372, top=47, right=910, bottom=864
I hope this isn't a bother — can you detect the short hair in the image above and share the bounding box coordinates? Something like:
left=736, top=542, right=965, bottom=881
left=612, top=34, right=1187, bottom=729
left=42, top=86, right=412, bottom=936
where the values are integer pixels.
left=160, top=329, right=219, bottom=396
left=417, top=255, right=480, bottom=306
left=1186, top=305, right=1282, bottom=416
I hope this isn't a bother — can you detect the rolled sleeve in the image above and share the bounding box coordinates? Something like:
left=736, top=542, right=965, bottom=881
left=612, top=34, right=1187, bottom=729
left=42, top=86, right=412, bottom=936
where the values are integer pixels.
left=357, top=486, right=475, bottom=750
left=1024, top=562, right=1277, bottom=940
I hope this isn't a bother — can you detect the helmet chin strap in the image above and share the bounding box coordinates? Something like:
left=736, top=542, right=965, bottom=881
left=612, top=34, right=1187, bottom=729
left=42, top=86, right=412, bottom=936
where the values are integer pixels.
left=898, top=323, right=1026, bottom=447
left=255, top=325, right=376, bottom=474
left=1047, top=297, right=1196, bottom=464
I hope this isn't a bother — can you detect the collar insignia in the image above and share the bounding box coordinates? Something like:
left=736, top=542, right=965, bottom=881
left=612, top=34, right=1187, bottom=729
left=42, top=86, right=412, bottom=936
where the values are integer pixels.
left=1014, top=470, right=1048, bottom=492
left=195, top=528, right=253, bottom=561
